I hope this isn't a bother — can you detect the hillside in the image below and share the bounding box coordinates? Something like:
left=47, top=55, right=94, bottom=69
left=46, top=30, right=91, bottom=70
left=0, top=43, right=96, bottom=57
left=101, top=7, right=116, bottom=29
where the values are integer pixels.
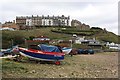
left=1, top=27, right=72, bottom=48
left=51, top=27, right=119, bottom=43
left=1, top=27, right=119, bottom=48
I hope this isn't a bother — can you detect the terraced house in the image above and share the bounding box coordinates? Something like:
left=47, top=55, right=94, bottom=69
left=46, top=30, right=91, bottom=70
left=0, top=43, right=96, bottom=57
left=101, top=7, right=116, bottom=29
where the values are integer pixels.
left=16, top=15, right=70, bottom=29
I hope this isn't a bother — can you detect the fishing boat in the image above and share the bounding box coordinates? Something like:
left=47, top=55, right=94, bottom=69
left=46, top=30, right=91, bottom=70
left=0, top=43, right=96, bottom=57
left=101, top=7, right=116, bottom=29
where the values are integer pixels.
left=18, top=44, right=65, bottom=64
left=1, top=46, right=18, bottom=53
left=1, top=48, right=13, bottom=53
left=62, top=47, right=72, bottom=54
left=1, top=46, right=18, bottom=56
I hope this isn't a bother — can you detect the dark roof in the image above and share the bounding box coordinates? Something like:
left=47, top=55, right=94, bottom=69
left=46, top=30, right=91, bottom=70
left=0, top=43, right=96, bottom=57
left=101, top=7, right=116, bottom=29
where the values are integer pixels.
left=88, top=44, right=102, bottom=46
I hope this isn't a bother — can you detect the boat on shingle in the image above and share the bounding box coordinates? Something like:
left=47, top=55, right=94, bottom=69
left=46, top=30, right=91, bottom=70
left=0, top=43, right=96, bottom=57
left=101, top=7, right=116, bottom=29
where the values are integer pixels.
left=18, top=44, right=65, bottom=64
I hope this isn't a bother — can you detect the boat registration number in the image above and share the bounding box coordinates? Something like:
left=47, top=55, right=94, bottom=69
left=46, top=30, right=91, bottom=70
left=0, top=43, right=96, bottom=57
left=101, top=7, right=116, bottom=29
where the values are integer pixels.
left=54, top=55, right=62, bottom=57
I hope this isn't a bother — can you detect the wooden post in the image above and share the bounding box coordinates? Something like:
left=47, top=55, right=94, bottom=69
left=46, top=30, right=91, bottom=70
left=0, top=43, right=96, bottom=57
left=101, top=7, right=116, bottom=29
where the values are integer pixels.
left=11, top=39, right=13, bottom=48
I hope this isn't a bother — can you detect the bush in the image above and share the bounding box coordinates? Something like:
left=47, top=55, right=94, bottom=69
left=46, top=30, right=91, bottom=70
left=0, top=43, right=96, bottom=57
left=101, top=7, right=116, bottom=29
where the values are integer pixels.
left=2, top=31, right=26, bottom=48
left=29, top=36, right=35, bottom=40
left=12, top=35, right=25, bottom=45
left=2, top=41, right=12, bottom=49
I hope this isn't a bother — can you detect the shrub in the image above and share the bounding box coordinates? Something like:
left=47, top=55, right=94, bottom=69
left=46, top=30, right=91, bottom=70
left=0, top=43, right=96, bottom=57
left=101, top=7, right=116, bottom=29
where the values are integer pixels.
left=12, top=35, right=25, bottom=45
left=29, top=36, right=35, bottom=40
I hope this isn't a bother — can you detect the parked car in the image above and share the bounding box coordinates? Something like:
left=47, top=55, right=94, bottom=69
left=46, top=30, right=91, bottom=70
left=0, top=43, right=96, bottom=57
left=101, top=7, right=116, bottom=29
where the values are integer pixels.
left=78, top=49, right=84, bottom=54
left=77, top=49, right=94, bottom=54
left=87, top=49, right=94, bottom=54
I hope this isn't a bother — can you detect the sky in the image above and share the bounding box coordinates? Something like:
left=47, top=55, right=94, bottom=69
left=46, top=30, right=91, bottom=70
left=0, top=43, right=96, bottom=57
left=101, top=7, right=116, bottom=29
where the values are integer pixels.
left=0, top=0, right=119, bottom=35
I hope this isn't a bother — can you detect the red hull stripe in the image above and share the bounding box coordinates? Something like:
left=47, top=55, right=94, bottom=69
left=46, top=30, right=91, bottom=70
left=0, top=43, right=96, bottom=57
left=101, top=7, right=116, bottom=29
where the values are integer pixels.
left=19, top=48, right=65, bottom=56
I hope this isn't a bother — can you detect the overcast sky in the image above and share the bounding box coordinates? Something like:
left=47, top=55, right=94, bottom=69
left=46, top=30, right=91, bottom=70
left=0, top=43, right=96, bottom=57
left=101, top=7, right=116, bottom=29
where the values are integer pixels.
left=0, top=0, right=119, bottom=35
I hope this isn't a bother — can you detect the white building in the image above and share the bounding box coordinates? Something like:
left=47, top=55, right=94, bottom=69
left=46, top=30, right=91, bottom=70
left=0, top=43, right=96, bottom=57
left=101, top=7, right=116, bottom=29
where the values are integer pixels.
left=106, top=42, right=119, bottom=50
left=26, top=19, right=32, bottom=26
left=16, top=15, right=70, bottom=27
left=75, top=37, right=100, bottom=44
left=75, top=36, right=85, bottom=44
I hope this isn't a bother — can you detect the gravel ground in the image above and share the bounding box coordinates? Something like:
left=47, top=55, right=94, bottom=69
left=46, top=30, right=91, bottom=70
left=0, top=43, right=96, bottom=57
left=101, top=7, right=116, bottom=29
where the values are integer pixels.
left=2, top=52, right=118, bottom=78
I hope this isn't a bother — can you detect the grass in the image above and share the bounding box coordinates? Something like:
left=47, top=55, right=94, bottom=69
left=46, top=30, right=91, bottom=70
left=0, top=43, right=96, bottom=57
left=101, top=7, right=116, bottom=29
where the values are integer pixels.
left=2, top=27, right=71, bottom=40
left=51, top=28, right=95, bottom=36
left=2, top=27, right=72, bottom=48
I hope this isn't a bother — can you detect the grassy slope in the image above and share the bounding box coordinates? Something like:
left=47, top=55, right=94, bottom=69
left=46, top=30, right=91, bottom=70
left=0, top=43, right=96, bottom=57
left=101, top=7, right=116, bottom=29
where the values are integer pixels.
left=2, top=27, right=72, bottom=48
left=52, top=28, right=119, bottom=43
left=2, top=27, right=71, bottom=40
left=94, top=31, right=119, bottom=43
left=1, top=27, right=119, bottom=48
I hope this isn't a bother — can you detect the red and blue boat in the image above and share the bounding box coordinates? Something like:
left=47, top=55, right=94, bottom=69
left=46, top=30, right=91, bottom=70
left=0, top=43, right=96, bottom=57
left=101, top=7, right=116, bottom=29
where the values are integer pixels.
left=18, top=44, right=65, bottom=62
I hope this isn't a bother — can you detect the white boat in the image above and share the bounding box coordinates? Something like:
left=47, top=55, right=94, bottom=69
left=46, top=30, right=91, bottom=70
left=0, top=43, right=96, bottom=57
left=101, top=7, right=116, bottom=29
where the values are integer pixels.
left=62, top=47, right=72, bottom=54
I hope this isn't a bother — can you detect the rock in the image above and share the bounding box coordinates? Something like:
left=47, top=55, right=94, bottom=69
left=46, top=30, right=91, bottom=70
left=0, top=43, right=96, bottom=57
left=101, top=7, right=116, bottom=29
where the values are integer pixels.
left=71, top=72, right=74, bottom=75
left=111, top=69, right=117, bottom=74
left=64, top=75, right=68, bottom=78
left=96, top=70, right=100, bottom=73
left=59, top=74, right=64, bottom=77
left=95, top=74, right=99, bottom=77
left=29, top=70, right=36, bottom=73
left=59, top=74, right=62, bottom=77
left=103, top=68, right=109, bottom=71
